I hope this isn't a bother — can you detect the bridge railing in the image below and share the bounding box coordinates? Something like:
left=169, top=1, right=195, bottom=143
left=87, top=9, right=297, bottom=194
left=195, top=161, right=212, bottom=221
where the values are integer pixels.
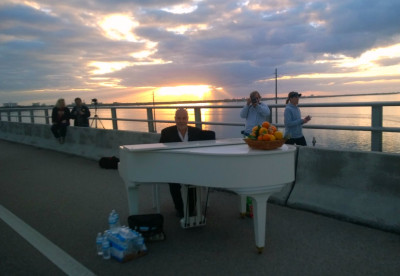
left=1, top=101, right=400, bottom=152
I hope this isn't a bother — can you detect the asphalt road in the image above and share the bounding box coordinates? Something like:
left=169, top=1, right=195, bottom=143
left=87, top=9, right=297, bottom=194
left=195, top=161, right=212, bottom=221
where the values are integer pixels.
left=0, top=139, right=399, bottom=276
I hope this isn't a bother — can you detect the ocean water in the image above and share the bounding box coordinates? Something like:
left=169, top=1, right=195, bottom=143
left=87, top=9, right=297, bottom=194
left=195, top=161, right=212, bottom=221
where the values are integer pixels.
left=9, top=93, right=400, bottom=153
left=113, top=93, right=400, bottom=153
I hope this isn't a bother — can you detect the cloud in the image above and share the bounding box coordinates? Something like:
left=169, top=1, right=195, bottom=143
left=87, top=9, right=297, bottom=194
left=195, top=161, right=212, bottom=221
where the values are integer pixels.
left=1, top=0, right=400, bottom=105
left=375, top=57, right=400, bottom=67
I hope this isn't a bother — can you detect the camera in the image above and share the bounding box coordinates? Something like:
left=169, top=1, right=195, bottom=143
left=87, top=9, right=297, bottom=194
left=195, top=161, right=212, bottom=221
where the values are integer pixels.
left=250, top=95, right=258, bottom=104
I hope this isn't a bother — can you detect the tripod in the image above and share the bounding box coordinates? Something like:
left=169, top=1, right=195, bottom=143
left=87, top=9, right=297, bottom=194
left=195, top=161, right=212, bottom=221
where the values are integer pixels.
left=90, top=104, right=105, bottom=129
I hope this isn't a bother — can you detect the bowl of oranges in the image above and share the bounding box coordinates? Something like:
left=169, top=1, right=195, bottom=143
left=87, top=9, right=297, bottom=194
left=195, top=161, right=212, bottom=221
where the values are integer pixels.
left=244, top=121, right=286, bottom=150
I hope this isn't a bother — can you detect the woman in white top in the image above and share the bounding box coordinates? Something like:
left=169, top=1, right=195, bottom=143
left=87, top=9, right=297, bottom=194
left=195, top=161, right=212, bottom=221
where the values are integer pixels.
left=284, top=91, right=311, bottom=146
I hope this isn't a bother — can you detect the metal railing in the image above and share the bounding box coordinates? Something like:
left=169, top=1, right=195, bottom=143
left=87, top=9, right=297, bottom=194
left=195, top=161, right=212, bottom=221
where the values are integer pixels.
left=1, top=101, right=400, bottom=152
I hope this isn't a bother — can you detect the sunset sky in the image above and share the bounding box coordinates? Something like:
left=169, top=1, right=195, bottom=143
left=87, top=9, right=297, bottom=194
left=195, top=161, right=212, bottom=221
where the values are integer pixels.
left=1, top=0, right=400, bottom=105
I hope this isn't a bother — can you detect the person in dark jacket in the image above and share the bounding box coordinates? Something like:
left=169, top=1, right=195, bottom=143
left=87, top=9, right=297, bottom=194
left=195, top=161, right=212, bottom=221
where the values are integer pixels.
left=51, top=98, right=71, bottom=144
left=70, top=97, right=91, bottom=127
left=159, top=108, right=212, bottom=218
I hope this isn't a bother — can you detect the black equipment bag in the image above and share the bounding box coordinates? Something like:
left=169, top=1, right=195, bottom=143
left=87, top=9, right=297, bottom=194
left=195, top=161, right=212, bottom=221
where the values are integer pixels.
left=128, top=214, right=165, bottom=241
left=99, top=156, right=119, bottom=169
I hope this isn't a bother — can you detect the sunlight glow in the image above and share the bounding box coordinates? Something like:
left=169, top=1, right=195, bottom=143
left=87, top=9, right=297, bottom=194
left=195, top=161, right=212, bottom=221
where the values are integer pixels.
left=23, top=1, right=41, bottom=10
left=131, top=50, right=154, bottom=59
left=280, top=43, right=400, bottom=81
left=89, top=61, right=131, bottom=74
left=22, top=1, right=55, bottom=16
left=279, top=67, right=400, bottom=80
left=129, top=41, right=171, bottom=64
left=88, top=77, right=125, bottom=88
left=132, top=59, right=172, bottom=66
left=166, top=24, right=210, bottom=35
left=99, top=14, right=141, bottom=42
left=344, top=79, right=400, bottom=85
left=318, top=43, right=400, bottom=69
left=162, top=3, right=199, bottom=14
left=155, top=85, right=212, bottom=101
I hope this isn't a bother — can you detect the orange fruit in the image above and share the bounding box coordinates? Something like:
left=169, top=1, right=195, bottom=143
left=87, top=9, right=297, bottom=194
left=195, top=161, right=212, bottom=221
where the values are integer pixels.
left=259, top=127, right=268, bottom=135
left=257, top=135, right=263, bottom=141
left=262, top=121, right=270, bottom=128
left=252, top=125, right=260, bottom=132
left=269, top=125, right=277, bottom=133
left=274, top=131, right=283, bottom=140
left=269, top=134, right=276, bottom=141
left=262, top=134, right=271, bottom=141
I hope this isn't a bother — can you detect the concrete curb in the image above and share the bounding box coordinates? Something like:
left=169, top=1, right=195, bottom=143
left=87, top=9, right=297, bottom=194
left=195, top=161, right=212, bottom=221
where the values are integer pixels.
left=287, top=146, right=400, bottom=233
left=0, top=121, right=160, bottom=160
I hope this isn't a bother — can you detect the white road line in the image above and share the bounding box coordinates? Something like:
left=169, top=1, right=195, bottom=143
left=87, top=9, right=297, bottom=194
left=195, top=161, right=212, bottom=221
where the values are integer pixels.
left=0, top=205, right=96, bottom=276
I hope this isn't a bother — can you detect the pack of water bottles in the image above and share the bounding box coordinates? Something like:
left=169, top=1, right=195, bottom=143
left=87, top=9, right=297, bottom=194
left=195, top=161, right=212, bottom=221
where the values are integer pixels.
left=96, top=210, right=147, bottom=263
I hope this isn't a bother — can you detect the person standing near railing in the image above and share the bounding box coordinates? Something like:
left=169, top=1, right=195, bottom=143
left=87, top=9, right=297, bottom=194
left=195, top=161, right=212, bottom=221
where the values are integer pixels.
left=240, top=91, right=271, bottom=136
left=284, top=91, right=311, bottom=146
left=70, top=97, right=91, bottom=127
left=51, top=98, right=71, bottom=144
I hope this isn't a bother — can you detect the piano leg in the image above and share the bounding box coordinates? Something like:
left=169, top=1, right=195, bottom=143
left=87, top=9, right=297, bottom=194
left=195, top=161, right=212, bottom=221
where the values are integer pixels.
left=251, top=193, right=272, bottom=254
left=126, top=183, right=140, bottom=215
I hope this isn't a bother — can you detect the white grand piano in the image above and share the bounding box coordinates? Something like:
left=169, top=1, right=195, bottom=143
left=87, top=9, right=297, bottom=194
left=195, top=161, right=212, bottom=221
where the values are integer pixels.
left=118, top=138, right=296, bottom=252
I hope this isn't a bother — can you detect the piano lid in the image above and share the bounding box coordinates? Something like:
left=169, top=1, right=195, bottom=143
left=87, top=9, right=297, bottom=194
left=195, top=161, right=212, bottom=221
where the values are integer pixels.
left=170, top=143, right=292, bottom=155
left=120, top=138, right=245, bottom=152
left=120, top=138, right=294, bottom=156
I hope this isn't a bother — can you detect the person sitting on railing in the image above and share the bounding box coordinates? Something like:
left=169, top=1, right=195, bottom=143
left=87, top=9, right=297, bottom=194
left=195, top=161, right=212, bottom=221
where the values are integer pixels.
left=240, top=91, right=271, bottom=136
left=70, top=97, right=91, bottom=127
left=51, top=98, right=71, bottom=144
left=284, top=91, right=311, bottom=146
left=159, top=108, right=215, bottom=218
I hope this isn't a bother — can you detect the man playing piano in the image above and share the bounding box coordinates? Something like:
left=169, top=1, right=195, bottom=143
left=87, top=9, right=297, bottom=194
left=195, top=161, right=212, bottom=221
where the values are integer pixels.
left=159, top=108, right=213, bottom=218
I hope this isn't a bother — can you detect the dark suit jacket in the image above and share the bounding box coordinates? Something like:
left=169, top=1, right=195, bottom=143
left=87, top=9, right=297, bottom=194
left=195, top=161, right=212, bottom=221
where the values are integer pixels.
left=159, top=125, right=203, bottom=143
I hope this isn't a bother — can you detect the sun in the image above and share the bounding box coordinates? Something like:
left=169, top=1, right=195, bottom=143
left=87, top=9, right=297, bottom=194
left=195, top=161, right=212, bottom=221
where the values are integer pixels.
left=155, top=85, right=212, bottom=102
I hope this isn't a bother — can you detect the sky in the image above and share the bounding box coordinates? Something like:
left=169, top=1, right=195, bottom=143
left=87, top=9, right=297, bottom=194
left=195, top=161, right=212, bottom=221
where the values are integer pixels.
left=1, top=0, right=400, bottom=105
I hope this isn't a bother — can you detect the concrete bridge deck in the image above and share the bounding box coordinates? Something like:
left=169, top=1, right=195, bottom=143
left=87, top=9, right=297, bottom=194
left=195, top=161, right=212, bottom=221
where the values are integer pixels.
left=0, top=139, right=399, bottom=276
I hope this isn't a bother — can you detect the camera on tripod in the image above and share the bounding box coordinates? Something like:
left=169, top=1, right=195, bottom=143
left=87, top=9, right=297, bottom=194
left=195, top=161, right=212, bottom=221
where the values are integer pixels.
left=90, top=98, right=104, bottom=129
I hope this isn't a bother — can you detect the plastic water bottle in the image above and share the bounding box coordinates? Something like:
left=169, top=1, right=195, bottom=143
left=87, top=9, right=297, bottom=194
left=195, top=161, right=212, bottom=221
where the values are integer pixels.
left=108, top=210, right=120, bottom=234
left=102, top=239, right=111, bottom=260
left=136, top=234, right=147, bottom=252
left=114, top=210, right=120, bottom=229
left=96, top=233, right=103, bottom=255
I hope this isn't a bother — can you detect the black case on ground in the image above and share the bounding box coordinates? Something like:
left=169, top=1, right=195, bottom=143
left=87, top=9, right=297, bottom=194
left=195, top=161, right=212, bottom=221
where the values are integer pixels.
left=98, top=156, right=119, bottom=169
left=128, top=214, right=165, bottom=241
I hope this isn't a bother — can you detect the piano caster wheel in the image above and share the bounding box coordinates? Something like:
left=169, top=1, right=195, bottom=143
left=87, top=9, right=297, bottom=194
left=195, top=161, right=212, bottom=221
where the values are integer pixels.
left=240, top=212, right=246, bottom=219
left=256, top=247, right=264, bottom=254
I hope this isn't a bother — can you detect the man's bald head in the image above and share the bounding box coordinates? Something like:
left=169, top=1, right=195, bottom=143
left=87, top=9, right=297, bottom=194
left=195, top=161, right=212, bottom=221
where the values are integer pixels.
left=175, top=108, right=189, bottom=131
